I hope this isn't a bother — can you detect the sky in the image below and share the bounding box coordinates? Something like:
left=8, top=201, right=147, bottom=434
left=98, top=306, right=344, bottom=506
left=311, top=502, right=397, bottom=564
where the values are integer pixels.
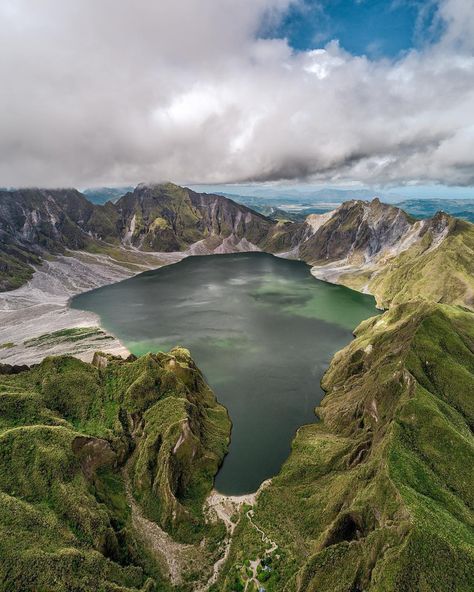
left=0, top=0, right=474, bottom=196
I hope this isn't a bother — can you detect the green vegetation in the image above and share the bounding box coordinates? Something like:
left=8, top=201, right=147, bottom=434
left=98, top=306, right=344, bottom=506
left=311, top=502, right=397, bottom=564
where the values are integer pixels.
left=0, top=242, right=40, bottom=291
left=218, top=301, right=474, bottom=591
left=369, top=215, right=474, bottom=309
left=24, top=327, right=113, bottom=348
left=0, top=348, right=230, bottom=591
left=1, top=184, right=474, bottom=590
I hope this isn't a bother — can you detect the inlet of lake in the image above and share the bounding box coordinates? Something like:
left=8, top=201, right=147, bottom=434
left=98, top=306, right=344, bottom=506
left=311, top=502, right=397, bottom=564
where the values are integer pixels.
left=72, top=252, right=378, bottom=495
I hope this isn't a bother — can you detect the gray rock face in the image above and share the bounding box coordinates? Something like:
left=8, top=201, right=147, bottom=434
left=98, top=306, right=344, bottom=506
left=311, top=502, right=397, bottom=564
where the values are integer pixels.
left=114, top=182, right=275, bottom=251
left=0, top=183, right=277, bottom=289
left=298, top=198, right=414, bottom=264
left=0, top=182, right=458, bottom=299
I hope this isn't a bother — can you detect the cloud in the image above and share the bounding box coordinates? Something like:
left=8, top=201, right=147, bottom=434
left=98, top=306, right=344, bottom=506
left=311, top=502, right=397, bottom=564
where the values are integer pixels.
left=0, top=0, right=473, bottom=187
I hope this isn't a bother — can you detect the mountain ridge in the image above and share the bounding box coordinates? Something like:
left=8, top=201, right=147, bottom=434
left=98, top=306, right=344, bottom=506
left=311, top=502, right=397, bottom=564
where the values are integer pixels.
left=1, top=183, right=472, bottom=312
left=0, top=184, right=473, bottom=591
left=220, top=301, right=474, bottom=591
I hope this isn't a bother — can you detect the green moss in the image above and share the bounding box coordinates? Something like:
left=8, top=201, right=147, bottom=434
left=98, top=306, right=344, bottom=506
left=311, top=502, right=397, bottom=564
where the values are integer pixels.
left=0, top=342, right=14, bottom=349
left=220, top=302, right=474, bottom=591
left=24, top=327, right=112, bottom=348
left=0, top=348, right=231, bottom=590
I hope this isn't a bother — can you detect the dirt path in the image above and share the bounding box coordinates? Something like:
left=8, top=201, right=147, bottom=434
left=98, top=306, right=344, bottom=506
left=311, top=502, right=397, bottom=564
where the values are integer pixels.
left=123, top=465, right=193, bottom=586
left=243, top=500, right=279, bottom=591
left=246, top=508, right=278, bottom=553
left=195, top=490, right=256, bottom=592
left=197, top=480, right=275, bottom=591
left=123, top=462, right=275, bottom=590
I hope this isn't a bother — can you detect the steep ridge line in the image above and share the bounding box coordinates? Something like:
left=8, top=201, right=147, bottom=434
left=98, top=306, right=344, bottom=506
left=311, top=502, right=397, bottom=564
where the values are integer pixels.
left=0, top=184, right=472, bottom=591
left=1, top=183, right=473, bottom=366
left=215, top=301, right=474, bottom=591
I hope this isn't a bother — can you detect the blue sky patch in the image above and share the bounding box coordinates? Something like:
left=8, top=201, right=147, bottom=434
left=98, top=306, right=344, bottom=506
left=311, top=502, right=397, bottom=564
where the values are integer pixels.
left=264, top=0, right=441, bottom=58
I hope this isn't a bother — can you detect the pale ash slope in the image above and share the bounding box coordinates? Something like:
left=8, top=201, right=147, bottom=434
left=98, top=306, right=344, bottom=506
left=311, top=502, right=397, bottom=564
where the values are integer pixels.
left=293, top=199, right=474, bottom=309
left=0, top=251, right=165, bottom=365
left=1, top=186, right=473, bottom=366
left=0, top=239, right=263, bottom=366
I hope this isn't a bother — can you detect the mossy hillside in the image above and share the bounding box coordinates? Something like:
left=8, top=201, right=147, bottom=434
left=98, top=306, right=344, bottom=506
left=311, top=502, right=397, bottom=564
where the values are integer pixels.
left=219, top=302, right=474, bottom=591
left=369, top=216, right=474, bottom=309
left=119, top=348, right=231, bottom=541
left=117, top=184, right=208, bottom=251
left=0, top=348, right=230, bottom=591
left=116, top=183, right=276, bottom=252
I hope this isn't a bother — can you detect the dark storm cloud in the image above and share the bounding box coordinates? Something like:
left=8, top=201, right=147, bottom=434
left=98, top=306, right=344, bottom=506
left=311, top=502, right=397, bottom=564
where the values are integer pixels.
left=0, top=0, right=473, bottom=188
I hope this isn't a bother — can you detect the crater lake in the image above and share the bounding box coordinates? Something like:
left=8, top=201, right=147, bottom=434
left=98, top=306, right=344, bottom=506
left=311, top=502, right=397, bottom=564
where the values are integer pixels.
left=72, top=252, right=379, bottom=494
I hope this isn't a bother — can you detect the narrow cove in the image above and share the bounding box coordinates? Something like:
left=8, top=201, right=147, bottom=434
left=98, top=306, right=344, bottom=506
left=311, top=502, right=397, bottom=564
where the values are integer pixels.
left=71, top=252, right=379, bottom=495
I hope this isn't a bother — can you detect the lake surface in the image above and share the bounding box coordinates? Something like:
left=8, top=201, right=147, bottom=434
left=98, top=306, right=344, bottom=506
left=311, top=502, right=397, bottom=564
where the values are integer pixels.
left=72, top=253, right=378, bottom=494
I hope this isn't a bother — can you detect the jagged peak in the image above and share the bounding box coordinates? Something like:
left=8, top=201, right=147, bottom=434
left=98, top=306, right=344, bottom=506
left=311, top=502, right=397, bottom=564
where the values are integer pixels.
left=332, top=196, right=408, bottom=220
left=424, top=210, right=455, bottom=233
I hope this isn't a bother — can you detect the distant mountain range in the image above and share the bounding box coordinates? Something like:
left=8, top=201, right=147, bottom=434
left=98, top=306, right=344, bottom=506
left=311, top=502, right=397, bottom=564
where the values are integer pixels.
left=395, top=198, right=474, bottom=223
left=82, top=186, right=134, bottom=204
left=80, top=185, right=474, bottom=224
left=0, top=183, right=473, bottom=311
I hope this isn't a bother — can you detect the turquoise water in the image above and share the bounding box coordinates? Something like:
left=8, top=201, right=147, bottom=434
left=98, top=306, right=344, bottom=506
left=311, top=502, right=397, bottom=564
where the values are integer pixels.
left=72, top=253, right=378, bottom=494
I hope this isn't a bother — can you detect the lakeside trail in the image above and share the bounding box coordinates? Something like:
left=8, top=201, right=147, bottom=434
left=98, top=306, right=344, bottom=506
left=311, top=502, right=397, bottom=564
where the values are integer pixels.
left=197, top=490, right=257, bottom=591
left=198, top=479, right=276, bottom=591
left=245, top=508, right=279, bottom=591
left=123, top=459, right=277, bottom=591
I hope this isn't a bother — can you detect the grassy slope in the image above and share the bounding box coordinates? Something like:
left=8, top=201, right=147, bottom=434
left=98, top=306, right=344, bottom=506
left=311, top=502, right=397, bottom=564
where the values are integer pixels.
left=218, top=302, right=474, bottom=591
left=369, top=217, right=474, bottom=309
left=0, top=349, right=230, bottom=592
left=0, top=241, right=42, bottom=291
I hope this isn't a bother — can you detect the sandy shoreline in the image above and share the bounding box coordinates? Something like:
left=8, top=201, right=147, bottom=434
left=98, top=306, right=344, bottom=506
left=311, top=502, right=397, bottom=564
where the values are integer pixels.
left=0, top=238, right=267, bottom=366
left=0, top=248, right=187, bottom=365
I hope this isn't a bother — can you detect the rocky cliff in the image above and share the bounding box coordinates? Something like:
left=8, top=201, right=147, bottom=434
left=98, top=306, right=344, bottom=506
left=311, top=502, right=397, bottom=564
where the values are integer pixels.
left=219, top=301, right=474, bottom=591
left=1, top=184, right=472, bottom=309
left=289, top=198, right=474, bottom=309
left=115, top=182, right=274, bottom=252
left=0, top=348, right=230, bottom=591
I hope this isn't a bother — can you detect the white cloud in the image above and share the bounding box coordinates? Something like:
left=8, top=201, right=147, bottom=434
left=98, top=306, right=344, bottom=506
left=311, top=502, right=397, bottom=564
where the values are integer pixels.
left=0, top=0, right=473, bottom=187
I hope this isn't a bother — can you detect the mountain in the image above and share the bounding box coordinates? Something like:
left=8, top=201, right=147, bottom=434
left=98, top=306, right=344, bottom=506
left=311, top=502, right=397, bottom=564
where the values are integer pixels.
left=2, top=304, right=472, bottom=591
left=0, top=348, right=230, bottom=591
left=0, top=184, right=276, bottom=291
left=0, top=183, right=473, bottom=591
left=0, top=187, right=120, bottom=289
left=287, top=198, right=474, bottom=309
left=114, top=182, right=274, bottom=252
left=396, top=198, right=474, bottom=223
left=1, top=184, right=473, bottom=310
left=219, top=301, right=474, bottom=591
left=1, top=185, right=473, bottom=311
